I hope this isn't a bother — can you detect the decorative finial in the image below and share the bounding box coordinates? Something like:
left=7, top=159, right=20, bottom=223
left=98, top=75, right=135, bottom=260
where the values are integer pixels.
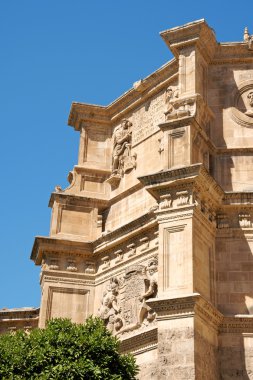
left=244, top=27, right=253, bottom=50
left=244, top=27, right=249, bottom=42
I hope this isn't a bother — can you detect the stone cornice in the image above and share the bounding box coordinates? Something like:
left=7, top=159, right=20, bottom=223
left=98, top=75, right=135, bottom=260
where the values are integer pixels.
left=223, top=192, right=253, bottom=206
left=160, top=19, right=217, bottom=62
left=48, top=192, right=109, bottom=209
left=0, top=308, right=40, bottom=321
left=138, top=163, right=202, bottom=188
left=31, top=236, right=92, bottom=265
left=93, top=211, right=157, bottom=254
left=211, top=42, right=253, bottom=64
left=216, top=147, right=253, bottom=154
left=120, top=326, right=157, bottom=354
left=74, top=164, right=111, bottom=176
left=138, top=164, right=224, bottom=204
left=220, top=315, right=253, bottom=333
left=40, top=272, right=95, bottom=287
left=147, top=294, right=223, bottom=331
left=68, top=59, right=178, bottom=131
left=147, top=294, right=253, bottom=334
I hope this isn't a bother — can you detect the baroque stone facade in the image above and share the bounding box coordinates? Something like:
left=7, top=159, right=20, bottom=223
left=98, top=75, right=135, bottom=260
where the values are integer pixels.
left=3, top=19, right=253, bottom=379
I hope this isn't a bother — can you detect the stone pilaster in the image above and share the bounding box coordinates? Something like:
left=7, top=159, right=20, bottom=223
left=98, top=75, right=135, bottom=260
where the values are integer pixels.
left=147, top=294, right=222, bottom=380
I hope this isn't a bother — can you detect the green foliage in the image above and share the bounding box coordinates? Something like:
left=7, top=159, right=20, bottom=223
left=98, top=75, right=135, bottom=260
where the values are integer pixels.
left=0, top=317, right=138, bottom=379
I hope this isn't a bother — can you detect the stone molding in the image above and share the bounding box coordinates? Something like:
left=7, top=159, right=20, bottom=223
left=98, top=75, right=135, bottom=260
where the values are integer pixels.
left=31, top=236, right=93, bottom=265
left=48, top=192, right=109, bottom=209
left=138, top=164, right=224, bottom=213
left=94, top=212, right=157, bottom=253
left=160, top=19, right=216, bottom=62
left=220, top=316, right=253, bottom=333
left=147, top=294, right=253, bottom=335
left=68, top=60, right=178, bottom=130
left=211, top=42, right=253, bottom=65
left=147, top=294, right=223, bottom=330
left=0, top=307, right=40, bottom=321
left=95, top=250, right=157, bottom=285
left=120, top=326, right=157, bottom=354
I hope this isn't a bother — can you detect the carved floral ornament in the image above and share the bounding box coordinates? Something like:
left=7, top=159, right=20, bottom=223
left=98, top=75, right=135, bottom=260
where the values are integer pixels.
left=230, top=81, right=253, bottom=128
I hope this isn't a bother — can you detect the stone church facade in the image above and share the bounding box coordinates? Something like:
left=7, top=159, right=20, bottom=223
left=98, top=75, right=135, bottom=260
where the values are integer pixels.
left=2, top=19, right=253, bottom=378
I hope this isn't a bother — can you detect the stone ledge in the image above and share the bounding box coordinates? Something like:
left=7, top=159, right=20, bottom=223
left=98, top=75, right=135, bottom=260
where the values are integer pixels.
left=120, top=326, right=157, bottom=354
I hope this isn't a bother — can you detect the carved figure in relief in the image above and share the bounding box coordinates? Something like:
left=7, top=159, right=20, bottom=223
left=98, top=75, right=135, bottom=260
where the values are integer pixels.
left=245, top=91, right=253, bottom=117
left=98, top=277, right=122, bottom=332
left=139, top=258, right=158, bottom=324
left=165, top=86, right=179, bottom=119
left=107, top=119, right=137, bottom=186
left=112, top=119, right=133, bottom=175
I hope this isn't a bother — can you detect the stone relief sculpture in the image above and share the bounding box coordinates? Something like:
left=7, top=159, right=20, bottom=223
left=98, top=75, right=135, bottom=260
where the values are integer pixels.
left=107, top=119, right=137, bottom=185
left=98, top=277, right=122, bottom=333
left=98, top=259, right=158, bottom=335
left=230, top=84, right=253, bottom=128
left=165, top=86, right=178, bottom=119
left=165, top=86, right=196, bottom=120
left=139, top=258, right=158, bottom=325
left=245, top=91, right=253, bottom=117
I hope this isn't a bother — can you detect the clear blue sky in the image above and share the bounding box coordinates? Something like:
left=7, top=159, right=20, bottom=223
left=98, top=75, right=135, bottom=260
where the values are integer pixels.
left=0, top=1, right=251, bottom=309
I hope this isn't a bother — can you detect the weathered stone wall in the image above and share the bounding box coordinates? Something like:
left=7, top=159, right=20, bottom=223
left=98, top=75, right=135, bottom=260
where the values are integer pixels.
left=157, top=318, right=195, bottom=379
left=219, top=332, right=253, bottom=379
left=216, top=234, right=253, bottom=315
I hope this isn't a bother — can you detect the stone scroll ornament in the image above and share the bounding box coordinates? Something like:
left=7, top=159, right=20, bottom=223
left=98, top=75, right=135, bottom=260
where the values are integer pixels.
left=107, top=119, right=137, bottom=185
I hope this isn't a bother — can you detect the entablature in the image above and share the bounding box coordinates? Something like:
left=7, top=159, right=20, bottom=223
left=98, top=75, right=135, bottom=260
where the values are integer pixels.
left=31, top=236, right=93, bottom=265
left=48, top=192, right=109, bottom=209
left=68, top=60, right=178, bottom=131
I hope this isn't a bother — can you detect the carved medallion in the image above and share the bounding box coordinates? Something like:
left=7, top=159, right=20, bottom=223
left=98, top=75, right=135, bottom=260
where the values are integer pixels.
left=230, top=81, right=253, bottom=128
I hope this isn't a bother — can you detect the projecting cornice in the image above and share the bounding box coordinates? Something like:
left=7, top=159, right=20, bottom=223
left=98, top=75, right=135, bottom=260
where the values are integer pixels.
left=31, top=236, right=93, bottom=265
left=212, top=42, right=253, bottom=64
left=138, top=164, right=224, bottom=215
left=138, top=164, right=223, bottom=198
left=48, top=192, right=109, bottom=209
left=68, top=19, right=253, bottom=132
left=68, top=59, right=178, bottom=131
left=160, top=19, right=217, bottom=62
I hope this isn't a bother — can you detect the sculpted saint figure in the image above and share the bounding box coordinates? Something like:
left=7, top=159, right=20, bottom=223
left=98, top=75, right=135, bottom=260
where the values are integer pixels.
left=99, top=277, right=122, bottom=332
left=112, top=119, right=132, bottom=175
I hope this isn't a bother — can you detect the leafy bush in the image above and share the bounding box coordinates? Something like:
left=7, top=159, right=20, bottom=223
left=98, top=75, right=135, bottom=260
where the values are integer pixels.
left=0, top=317, right=138, bottom=379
